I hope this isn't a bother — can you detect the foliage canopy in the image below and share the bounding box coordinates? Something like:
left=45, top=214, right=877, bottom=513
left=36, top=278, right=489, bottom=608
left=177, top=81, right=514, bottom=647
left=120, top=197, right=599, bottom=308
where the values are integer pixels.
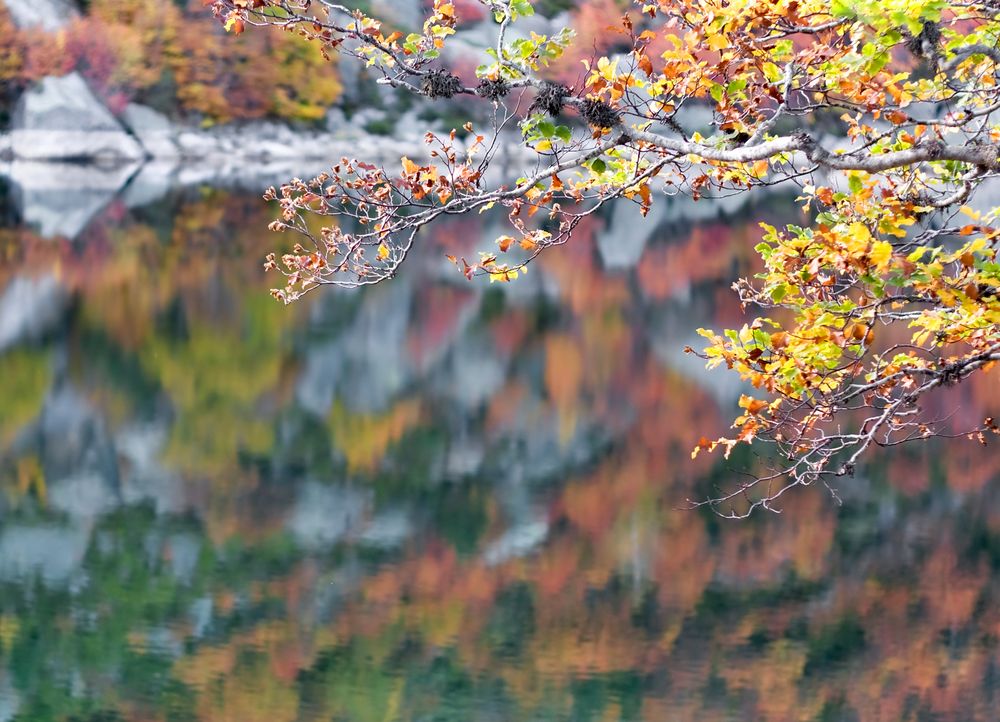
left=213, top=0, right=1000, bottom=514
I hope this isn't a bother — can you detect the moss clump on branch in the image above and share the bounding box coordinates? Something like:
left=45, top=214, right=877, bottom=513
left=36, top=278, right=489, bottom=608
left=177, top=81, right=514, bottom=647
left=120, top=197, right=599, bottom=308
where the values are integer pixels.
left=476, top=77, right=511, bottom=101
left=580, top=98, right=621, bottom=128
left=422, top=70, right=464, bottom=99
left=529, top=82, right=570, bottom=117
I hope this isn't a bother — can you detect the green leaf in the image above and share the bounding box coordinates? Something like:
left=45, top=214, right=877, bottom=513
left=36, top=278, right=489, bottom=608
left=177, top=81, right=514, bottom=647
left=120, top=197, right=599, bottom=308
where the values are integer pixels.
left=591, top=158, right=607, bottom=174
left=537, top=120, right=555, bottom=138
left=848, top=175, right=864, bottom=195
left=555, top=125, right=572, bottom=143
left=831, top=0, right=855, bottom=17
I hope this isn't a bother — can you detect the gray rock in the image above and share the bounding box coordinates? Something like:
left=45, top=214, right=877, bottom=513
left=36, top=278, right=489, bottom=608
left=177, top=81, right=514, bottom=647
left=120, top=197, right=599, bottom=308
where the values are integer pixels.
left=1, top=0, right=78, bottom=31
left=175, top=130, right=219, bottom=158
left=10, top=73, right=144, bottom=161
left=370, top=0, right=423, bottom=29
left=324, top=107, right=347, bottom=133
left=121, top=103, right=179, bottom=158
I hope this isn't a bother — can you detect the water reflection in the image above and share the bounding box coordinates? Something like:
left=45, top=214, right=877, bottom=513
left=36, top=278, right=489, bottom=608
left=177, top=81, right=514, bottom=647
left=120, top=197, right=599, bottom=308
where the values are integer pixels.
left=0, top=185, right=999, bottom=721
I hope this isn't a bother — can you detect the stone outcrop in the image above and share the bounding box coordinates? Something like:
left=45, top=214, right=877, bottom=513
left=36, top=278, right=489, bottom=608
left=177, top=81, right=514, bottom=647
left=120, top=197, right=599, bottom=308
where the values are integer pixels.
left=1, top=0, right=77, bottom=31
left=9, top=73, right=144, bottom=162
left=121, top=103, right=179, bottom=158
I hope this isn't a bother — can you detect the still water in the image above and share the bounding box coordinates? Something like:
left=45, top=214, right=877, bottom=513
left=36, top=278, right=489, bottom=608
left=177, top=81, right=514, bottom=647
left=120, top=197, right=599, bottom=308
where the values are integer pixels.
left=0, top=184, right=999, bottom=722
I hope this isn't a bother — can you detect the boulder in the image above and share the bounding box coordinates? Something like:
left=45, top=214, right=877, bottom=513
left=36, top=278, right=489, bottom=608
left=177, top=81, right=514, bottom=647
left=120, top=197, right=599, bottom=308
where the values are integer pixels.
left=1, top=0, right=78, bottom=31
left=121, top=102, right=179, bottom=158
left=9, top=73, right=144, bottom=162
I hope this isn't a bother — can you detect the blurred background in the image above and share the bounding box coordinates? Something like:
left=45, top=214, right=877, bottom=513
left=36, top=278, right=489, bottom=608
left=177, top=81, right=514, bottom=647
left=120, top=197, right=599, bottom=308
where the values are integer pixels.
left=2, top=2, right=1000, bottom=721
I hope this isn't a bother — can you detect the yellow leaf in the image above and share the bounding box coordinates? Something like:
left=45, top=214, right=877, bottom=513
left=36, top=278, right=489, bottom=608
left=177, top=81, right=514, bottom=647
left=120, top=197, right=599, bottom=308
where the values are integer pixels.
left=377, top=243, right=390, bottom=260
left=848, top=222, right=871, bottom=242
left=706, top=33, right=729, bottom=51
left=870, top=240, right=893, bottom=270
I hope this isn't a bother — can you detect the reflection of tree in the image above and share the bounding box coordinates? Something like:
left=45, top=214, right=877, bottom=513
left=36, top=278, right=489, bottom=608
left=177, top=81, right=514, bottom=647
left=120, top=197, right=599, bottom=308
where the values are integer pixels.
left=0, top=191, right=999, bottom=721
left=0, top=349, right=50, bottom=448
left=138, top=295, right=284, bottom=476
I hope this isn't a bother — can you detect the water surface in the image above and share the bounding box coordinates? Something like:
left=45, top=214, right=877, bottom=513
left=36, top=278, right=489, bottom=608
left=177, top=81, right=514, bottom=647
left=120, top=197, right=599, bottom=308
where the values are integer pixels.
left=0, top=184, right=999, bottom=721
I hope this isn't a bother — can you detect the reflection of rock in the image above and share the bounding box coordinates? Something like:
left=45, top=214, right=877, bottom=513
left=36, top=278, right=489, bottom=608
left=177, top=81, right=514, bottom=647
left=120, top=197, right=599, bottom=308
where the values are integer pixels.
left=5, top=159, right=140, bottom=238
left=1, top=0, right=77, bottom=31
left=360, top=508, right=413, bottom=548
left=39, top=385, right=122, bottom=518
left=188, top=597, right=214, bottom=640
left=119, top=160, right=178, bottom=208
left=483, top=519, right=548, bottom=566
left=596, top=199, right=667, bottom=270
left=48, top=472, right=120, bottom=519
left=438, top=331, right=507, bottom=409
left=338, top=280, right=414, bottom=413
left=646, top=301, right=747, bottom=406
left=117, top=424, right=185, bottom=514
left=287, top=482, right=370, bottom=550
left=10, top=73, right=144, bottom=162
left=0, top=274, right=67, bottom=351
left=0, top=523, right=90, bottom=585
left=166, top=533, right=202, bottom=583
left=0, top=673, right=20, bottom=722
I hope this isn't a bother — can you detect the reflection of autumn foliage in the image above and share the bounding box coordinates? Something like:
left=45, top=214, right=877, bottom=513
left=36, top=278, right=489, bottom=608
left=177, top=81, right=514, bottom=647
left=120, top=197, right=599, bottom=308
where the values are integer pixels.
left=0, top=348, right=50, bottom=448
left=2, top=194, right=1000, bottom=721
left=330, top=399, right=423, bottom=472
left=0, top=0, right=341, bottom=122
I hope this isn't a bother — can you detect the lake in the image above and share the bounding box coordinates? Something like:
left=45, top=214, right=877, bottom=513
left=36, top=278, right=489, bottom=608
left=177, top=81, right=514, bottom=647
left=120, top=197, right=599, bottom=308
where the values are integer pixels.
left=0, top=179, right=998, bottom=721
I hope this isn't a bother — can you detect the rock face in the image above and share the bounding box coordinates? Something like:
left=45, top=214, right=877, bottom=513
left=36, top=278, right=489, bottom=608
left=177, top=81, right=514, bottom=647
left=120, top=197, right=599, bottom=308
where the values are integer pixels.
left=9, top=73, right=144, bottom=162
left=1, top=0, right=77, bottom=31
left=121, top=103, right=179, bottom=158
